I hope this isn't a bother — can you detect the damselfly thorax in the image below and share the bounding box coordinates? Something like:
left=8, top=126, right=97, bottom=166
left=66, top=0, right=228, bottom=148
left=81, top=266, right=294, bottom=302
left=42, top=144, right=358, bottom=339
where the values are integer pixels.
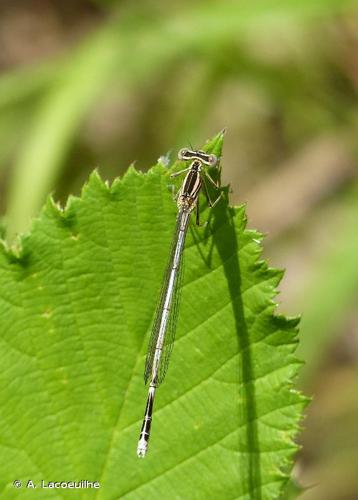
left=177, top=160, right=202, bottom=212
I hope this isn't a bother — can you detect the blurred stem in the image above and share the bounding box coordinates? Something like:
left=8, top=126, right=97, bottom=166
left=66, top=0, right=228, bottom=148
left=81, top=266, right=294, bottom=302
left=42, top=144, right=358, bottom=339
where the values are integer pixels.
left=5, top=28, right=121, bottom=241
left=0, top=61, right=59, bottom=109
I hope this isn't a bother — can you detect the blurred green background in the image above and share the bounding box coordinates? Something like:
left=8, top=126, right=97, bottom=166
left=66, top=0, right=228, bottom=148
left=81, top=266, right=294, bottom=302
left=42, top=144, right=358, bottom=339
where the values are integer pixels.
left=0, top=1, right=357, bottom=498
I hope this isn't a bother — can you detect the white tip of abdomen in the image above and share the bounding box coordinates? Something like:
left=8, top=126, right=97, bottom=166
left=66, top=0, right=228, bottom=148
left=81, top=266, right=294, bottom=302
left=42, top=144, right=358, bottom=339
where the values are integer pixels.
left=137, top=437, right=148, bottom=458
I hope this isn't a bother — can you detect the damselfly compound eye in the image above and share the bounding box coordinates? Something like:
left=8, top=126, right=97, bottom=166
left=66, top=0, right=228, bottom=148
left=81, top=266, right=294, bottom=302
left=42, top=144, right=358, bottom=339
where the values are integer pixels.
left=208, top=154, right=218, bottom=167
left=178, top=148, right=190, bottom=160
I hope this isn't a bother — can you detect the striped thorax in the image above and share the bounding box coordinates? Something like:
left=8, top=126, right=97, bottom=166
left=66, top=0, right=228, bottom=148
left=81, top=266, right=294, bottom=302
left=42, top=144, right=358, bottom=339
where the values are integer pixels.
left=177, top=160, right=202, bottom=212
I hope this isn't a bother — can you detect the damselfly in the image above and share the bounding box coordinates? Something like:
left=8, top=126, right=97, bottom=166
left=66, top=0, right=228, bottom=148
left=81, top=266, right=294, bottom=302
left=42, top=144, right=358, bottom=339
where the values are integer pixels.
left=137, top=147, right=222, bottom=458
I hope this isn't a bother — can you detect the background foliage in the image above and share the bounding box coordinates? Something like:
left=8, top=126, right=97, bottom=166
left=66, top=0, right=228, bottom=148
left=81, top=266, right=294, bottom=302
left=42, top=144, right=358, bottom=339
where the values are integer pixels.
left=0, top=0, right=357, bottom=498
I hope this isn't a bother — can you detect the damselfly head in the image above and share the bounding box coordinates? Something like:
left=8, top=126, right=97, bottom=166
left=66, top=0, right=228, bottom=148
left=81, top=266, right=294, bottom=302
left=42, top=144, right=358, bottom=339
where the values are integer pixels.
left=178, top=148, right=191, bottom=161
left=178, top=148, right=218, bottom=168
left=207, top=154, right=218, bottom=167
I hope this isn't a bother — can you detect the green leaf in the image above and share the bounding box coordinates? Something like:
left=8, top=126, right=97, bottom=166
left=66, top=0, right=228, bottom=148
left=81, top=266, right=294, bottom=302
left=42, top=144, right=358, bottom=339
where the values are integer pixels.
left=0, top=134, right=305, bottom=499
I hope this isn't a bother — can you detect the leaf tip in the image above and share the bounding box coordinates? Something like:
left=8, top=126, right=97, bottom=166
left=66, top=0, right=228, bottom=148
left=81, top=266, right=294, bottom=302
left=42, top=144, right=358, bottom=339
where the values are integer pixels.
left=202, top=129, right=226, bottom=159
